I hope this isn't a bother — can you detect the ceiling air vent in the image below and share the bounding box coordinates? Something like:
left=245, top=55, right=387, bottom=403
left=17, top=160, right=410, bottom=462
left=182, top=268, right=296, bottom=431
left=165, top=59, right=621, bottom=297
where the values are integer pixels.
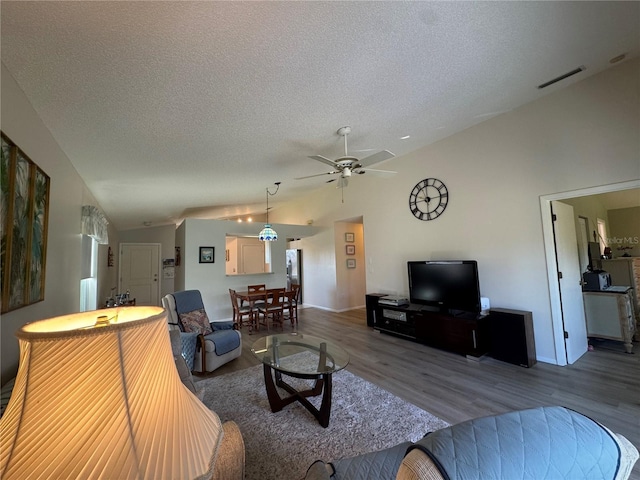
left=537, top=66, right=585, bottom=89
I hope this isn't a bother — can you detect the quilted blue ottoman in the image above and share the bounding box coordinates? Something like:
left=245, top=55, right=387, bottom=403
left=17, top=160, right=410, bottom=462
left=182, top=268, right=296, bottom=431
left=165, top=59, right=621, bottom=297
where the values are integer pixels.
left=405, top=406, right=636, bottom=479
left=305, top=406, right=639, bottom=480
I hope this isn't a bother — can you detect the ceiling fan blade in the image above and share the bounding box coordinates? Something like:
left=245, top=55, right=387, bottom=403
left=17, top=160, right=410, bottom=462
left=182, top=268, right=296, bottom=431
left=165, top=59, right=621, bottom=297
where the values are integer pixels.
left=358, top=150, right=395, bottom=168
left=295, top=170, right=340, bottom=180
left=308, top=155, right=338, bottom=168
left=358, top=168, right=397, bottom=177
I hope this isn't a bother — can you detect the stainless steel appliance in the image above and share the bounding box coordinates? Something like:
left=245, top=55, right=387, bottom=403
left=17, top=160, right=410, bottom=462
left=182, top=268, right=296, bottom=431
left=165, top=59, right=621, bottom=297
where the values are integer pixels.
left=286, top=249, right=302, bottom=301
left=582, top=270, right=611, bottom=291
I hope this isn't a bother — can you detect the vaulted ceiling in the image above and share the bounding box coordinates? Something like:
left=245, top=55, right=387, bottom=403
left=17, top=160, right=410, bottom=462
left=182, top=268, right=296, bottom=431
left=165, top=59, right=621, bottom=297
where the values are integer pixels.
left=2, top=1, right=638, bottom=230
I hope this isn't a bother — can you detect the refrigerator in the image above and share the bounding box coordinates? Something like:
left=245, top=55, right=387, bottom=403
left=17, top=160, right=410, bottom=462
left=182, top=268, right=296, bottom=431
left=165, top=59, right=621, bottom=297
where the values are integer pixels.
left=286, top=249, right=302, bottom=302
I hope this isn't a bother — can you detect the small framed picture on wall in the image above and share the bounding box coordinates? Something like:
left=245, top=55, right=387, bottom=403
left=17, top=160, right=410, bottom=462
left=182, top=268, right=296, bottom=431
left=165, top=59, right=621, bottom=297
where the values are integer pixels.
left=346, top=258, right=356, bottom=269
left=345, top=232, right=355, bottom=242
left=346, top=245, right=355, bottom=255
left=199, top=246, right=215, bottom=263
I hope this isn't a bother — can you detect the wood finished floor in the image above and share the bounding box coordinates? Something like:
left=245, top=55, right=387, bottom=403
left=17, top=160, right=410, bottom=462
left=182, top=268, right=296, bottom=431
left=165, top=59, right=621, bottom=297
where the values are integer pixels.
left=202, top=307, right=640, bottom=479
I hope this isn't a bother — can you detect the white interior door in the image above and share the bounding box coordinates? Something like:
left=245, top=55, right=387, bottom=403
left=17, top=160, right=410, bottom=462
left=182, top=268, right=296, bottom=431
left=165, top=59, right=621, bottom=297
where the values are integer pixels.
left=551, top=201, right=588, bottom=364
left=119, top=243, right=160, bottom=306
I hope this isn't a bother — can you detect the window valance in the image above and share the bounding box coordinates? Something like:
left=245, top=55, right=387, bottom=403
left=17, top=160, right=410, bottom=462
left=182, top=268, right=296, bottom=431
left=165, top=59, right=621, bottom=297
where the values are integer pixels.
left=81, top=205, right=109, bottom=244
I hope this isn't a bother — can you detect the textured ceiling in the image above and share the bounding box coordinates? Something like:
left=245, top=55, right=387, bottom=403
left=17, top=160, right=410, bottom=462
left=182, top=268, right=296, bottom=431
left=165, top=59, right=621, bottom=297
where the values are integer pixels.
left=2, top=1, right=639, bottom=230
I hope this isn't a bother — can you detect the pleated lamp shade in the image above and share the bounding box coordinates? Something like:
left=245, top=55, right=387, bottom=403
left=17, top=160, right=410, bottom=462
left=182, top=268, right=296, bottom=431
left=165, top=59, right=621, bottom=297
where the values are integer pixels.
left=0, top=306, right=222, bottom=480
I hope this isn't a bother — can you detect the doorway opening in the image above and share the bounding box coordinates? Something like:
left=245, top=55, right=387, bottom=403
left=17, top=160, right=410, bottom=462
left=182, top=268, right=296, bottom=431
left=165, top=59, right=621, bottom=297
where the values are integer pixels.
left=540, top=179, right=640, bottom=366
left=286, top=246, right=303, bottom=303
left=335, top=217, right=366, bottom=312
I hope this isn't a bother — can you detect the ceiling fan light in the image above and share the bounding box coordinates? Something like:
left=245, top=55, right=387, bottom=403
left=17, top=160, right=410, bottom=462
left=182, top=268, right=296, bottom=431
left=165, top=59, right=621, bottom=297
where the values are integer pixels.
left=259, top=224, right=278, bottom=241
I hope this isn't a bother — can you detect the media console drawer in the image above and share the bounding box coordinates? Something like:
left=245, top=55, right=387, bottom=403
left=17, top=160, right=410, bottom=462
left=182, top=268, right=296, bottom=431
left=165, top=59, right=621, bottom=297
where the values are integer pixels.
left=376, top=308, right=417, bottom=338
left=382, top=308, right=408, bottom=322
left=374, top=304, right=488, bottom=357
left=376, top=318, right=416, bottom=339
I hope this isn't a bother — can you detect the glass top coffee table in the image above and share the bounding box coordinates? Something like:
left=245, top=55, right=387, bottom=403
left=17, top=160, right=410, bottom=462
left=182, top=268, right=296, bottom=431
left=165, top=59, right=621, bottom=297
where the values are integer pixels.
left=251, top=333, right=349, bottom=427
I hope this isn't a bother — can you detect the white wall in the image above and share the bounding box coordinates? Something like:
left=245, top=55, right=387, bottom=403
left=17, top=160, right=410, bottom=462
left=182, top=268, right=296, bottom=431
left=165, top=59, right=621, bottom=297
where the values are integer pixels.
left=608, top=207, right=640, bottom=258
left=562, top=196, right=610, bottom=242
left=271, top=59, right=640, bottom=365
left=0, top=64, right=118, bottom=383
left=176, top=219, right=315, bottom=321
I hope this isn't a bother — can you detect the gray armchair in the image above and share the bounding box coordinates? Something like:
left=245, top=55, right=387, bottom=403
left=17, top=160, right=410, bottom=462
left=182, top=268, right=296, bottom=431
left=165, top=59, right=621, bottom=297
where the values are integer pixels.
left=162, top=290, right=242, bottom=373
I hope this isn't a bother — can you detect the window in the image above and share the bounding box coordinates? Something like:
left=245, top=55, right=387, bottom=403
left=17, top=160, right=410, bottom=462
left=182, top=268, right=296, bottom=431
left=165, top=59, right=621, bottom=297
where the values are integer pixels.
left=80, top=234, right=98, bottom=311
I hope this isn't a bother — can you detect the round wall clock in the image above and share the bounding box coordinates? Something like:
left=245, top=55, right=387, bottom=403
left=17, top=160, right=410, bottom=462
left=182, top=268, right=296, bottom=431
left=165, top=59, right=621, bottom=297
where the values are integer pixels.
left=409, top=178, right=449, bottom=221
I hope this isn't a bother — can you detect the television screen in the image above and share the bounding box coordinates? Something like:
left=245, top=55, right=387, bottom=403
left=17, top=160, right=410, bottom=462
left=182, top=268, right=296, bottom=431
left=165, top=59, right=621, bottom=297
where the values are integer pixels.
left=408, top=260, right=481, bottom=313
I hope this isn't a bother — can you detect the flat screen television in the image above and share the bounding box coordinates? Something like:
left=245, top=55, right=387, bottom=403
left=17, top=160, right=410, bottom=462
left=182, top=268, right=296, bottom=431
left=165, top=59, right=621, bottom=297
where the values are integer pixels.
left=408, top=260, right=481, bottom=314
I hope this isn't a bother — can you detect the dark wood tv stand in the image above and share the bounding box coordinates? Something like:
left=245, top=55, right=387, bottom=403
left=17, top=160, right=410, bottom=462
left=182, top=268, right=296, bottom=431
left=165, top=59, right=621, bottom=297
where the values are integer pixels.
left=372, top=303, right=489, bottom=358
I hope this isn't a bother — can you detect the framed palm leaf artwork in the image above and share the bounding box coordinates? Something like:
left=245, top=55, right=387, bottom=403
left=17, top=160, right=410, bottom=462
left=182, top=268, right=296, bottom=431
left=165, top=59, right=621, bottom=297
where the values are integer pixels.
left=1, top=132, right=50, bottom=313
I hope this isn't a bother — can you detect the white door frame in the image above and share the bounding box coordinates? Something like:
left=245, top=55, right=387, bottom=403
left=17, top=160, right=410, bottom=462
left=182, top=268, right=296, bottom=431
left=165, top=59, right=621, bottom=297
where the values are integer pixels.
left=540, top=179, right=640, bottom=366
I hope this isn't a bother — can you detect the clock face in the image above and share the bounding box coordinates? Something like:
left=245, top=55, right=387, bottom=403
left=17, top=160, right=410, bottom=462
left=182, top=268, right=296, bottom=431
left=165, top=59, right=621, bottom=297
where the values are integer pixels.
left=409, top=178, right=448, bottom=221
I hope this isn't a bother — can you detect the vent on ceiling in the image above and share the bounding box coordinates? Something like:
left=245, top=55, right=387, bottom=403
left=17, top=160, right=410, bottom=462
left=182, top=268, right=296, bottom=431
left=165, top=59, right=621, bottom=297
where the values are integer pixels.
left=537, top=66, right=585, bottom=89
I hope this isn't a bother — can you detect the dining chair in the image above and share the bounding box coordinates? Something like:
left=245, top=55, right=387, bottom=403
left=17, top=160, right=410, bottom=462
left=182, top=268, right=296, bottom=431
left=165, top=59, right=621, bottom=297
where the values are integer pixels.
left=247, top=284, right=267, bottom=308
left=284, top=285, right=301, bottom=326
left=229, top=289, right=255, bottom=332
left=258, top=288, right=285, bottom=331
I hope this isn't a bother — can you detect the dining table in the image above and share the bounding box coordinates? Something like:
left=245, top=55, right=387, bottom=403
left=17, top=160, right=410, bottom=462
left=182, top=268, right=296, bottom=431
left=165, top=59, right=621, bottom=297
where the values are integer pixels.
left=235, top=288, right=284, bottom=307
left=235, top=288, right=294, bottom=331
left=236, top=288, right=286, bottom=316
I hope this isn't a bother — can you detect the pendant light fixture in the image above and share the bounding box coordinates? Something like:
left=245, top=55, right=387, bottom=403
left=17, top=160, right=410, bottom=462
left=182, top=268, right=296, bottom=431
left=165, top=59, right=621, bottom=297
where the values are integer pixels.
left=259, top=182, right=280, bottom=241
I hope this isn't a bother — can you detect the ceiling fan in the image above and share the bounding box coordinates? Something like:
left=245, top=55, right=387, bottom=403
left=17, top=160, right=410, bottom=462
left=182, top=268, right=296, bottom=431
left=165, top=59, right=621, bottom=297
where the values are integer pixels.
left=296, top=126, right=396, bottom=188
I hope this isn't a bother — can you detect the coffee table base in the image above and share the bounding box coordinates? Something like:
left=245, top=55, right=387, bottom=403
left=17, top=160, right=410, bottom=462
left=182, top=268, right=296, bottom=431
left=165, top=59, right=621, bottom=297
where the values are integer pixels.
left=263, top=364, right=332, bottom=428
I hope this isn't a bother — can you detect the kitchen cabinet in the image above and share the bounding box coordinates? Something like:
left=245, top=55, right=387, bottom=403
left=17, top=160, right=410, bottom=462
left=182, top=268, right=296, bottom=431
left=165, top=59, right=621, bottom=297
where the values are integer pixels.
left=601, top=257, right=640, bottom=339
left=583, top=289, right=635, bottom=353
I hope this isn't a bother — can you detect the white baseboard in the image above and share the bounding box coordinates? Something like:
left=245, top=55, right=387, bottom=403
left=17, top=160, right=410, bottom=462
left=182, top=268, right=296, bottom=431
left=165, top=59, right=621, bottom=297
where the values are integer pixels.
left=302, top=303, right=365, bottom=313
left=536, top=355, right=558, bottom=365
left=302, top=303, right=337, bottom=312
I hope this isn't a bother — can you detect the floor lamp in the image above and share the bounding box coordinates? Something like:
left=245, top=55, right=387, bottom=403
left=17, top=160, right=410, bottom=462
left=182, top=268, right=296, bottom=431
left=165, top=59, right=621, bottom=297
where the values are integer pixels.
left=0, top=306, right=222, bottom=479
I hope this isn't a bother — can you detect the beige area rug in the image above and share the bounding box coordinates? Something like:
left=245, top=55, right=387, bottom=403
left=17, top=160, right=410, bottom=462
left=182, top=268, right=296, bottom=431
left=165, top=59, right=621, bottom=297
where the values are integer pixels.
left=199, top=360, right=449, bottom=480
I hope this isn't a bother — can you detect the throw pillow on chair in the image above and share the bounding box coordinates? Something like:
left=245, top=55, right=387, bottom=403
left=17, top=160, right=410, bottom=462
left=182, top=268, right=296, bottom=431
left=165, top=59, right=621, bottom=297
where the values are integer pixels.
left=179, top=308, right=213, bottom=335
